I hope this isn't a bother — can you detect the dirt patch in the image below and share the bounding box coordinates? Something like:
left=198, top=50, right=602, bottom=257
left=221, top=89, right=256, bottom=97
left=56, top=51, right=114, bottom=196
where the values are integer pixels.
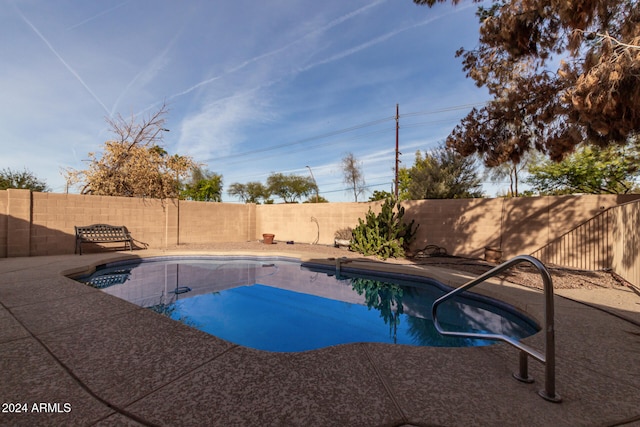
left=411, top=256, right=624, bottom=290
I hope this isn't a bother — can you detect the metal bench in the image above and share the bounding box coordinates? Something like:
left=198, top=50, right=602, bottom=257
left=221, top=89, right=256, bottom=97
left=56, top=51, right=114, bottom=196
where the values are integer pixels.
left=75, top=224, right=133, bottom=255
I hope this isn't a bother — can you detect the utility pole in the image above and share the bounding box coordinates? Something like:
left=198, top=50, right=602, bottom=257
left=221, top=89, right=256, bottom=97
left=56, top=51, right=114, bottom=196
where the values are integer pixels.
left=394, top=104, right=400, bottom=199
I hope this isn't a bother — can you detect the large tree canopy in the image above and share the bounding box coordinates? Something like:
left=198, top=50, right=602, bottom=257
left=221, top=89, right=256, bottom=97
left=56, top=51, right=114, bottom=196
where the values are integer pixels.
left=266, top=173, right=317, bottom=203
left=0, top=168, right=49, bottom=192
left=402, top=145, right=483, bottom=199
left=526, top=143, right=640, bottom=194
left=227, top=181, right=270, bottom=204
left=414, top=0, right=640, bottom=165
left=181, top=167, right=223, bottom=202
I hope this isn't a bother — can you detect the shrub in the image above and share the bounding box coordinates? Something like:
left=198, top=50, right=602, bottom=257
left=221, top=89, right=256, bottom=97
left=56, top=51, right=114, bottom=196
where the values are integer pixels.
left=350, top=197, right=418, bottom=259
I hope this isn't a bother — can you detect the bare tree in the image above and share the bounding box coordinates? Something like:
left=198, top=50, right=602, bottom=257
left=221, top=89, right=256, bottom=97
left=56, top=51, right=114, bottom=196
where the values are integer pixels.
left=65, top=104, right=197, bottom=199
left=106, top=105, right=169, bottom=150
left=485, top=151, right=538, bottom=197
left=341, top=152, right=366, bottom=202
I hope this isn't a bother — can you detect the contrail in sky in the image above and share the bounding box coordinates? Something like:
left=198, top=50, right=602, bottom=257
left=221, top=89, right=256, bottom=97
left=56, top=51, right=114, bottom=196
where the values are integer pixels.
left=216, top=3, right=475, bottom=104
left=166, top=0, right=466, bottom=105
left=140, top=1, right=467, bottom=119
left=224, top=0, right=388, bottom=75
left=112, top=31, right=182, bottom=116
left=298, top=3, right=475, bottom=73
left=168, top=75, right=222, bottom=101
left=15, top=7, right=110, bottom=115
left=147, top=0, right=388, bottom=111
left=135, top=73, right=223, bottom=117
left=66, top=1, right=131, bottom=30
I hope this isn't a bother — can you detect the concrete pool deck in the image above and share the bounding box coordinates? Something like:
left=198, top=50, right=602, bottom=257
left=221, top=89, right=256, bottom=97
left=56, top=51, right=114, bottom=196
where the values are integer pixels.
left=0, top=246, right=639, bottom=426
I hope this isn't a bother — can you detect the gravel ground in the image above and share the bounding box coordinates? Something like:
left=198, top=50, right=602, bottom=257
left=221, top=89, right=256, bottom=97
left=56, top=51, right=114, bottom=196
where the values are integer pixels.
left=166, top=240, right=631, bottom=292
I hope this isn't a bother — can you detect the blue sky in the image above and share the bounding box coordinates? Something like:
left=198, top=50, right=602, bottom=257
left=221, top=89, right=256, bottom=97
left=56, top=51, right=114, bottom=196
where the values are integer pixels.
left=2, top=0, right=495, bottom=202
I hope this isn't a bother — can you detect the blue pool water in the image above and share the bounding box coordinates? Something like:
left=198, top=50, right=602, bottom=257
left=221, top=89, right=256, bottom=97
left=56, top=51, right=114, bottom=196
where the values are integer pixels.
left=76, top=257, right=539, bottom=352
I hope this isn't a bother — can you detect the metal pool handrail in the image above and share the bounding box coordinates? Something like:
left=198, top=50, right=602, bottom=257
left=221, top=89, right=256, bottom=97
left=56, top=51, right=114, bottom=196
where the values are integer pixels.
left=431, top=254, right=562, bottom=403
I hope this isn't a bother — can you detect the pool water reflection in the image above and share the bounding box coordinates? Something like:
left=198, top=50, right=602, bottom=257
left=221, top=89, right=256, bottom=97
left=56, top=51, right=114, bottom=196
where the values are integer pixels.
left=76, top=257, right=539, bottom=352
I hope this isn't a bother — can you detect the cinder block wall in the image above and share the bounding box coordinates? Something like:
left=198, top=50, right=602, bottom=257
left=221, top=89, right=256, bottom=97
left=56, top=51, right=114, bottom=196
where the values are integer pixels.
left=0, top=191, right=8, bottom=258
left=402, top=198, right=502, bottom=258
left=254, top=202, right=381, bottom=246
left=611, top=200, right=640, bottom=287
left=179, top=201, right=256, bottom=244
left=6, top=189, right=33, bottom=257
left=402, top=195, right=640, bottom=259
left=1, top=188, right=639, bottom=285
left=27, top=192, right=171, bottom=255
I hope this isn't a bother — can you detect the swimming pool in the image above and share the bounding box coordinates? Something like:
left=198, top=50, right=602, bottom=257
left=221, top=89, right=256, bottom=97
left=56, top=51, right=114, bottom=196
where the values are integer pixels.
left=76, top=256, right=539, bottom=352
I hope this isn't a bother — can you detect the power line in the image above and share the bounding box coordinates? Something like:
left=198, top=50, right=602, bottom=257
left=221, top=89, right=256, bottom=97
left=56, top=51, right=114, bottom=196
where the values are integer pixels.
left=401, top=102, right=487, bottom=118
left=401, top=118, right=463, bottom=129
left=217, top=125, right=396, bottom=167
left=206, top=115, right=395, bottom=163
left=316, top=180, right=392, bottom=195
left=319, top=174, right=394, bottom=189
left=205, top=102, right=485, bottom=164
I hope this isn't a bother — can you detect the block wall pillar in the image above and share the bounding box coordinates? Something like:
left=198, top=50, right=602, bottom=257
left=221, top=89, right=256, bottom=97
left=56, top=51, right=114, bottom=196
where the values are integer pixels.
left=7, top=189, right=32, bottom=257
left=165, top=199, right=179, bottom=247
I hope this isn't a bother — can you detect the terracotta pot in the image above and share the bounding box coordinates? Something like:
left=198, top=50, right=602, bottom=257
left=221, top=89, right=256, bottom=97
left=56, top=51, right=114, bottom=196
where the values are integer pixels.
left=262, top=234, right=275, bottom=245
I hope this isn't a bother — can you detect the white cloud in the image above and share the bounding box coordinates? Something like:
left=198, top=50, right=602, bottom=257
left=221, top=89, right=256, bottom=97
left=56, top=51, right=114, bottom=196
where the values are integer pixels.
left=177, top=92, right=275, bottom=162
